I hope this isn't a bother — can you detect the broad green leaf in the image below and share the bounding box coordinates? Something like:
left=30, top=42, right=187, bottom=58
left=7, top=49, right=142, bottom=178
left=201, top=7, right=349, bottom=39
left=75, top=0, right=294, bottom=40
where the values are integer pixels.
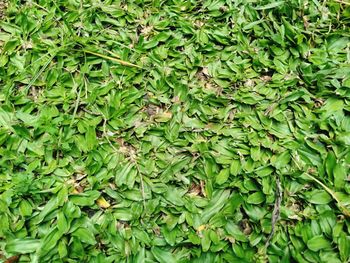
left=114, top=209, right=133, bottom=221
left=5, top=238, right=40, bottom=254
left=70, top=190, right=100, bottom=206
left=200, top=190, right=231, bottom=224
left=307, top=235, right=331, bottom=251
left=151, top=247, right=176, bottom=263
left=40, top=228, right=63, bottom=257
left=225, top=222, right=248, bottom=242
left=305, top=190, right=332, bottom=205
left=72, top=228, right=96, bottom=245
left=339, top=233, right=350, bottom=262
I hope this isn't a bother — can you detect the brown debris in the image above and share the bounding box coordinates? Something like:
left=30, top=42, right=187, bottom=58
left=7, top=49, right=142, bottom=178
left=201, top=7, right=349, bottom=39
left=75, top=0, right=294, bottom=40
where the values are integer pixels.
left=240, top=219, right=253, bottom=235
left=144, top=104, right=160, bottom=116
left=196, top=67, right=210, bottom=82
left=303, top=16, right=309, bottom=29
left=188, top=182, right=205, bottom=197
left=4, top=255, right=20, bottom=263
left=260, top=75, right=272, bottom=82
left=314, top=98, right=324, bottom=108
left=0, top=0, right=8, bottom=20
left=140, top=25, right=154, bottom=39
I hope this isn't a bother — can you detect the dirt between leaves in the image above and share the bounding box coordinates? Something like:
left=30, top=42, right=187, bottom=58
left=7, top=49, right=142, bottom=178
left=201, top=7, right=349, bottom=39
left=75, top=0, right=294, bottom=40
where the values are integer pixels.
left=0, top=0, right=8, bottom=20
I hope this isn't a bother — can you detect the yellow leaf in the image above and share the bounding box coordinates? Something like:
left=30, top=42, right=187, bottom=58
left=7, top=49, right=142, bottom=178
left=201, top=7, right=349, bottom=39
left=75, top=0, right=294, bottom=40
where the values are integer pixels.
left=154, top=112, right=172, bottom=122
left=197, top=225, right=206, bottom=232
left=96, top=197, right=110, bottom=209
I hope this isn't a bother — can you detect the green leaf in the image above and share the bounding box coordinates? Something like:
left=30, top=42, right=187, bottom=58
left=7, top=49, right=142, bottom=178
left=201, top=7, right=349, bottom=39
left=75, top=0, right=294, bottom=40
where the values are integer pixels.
left=201, top=230, right=212, bottom=252
left=307, top=235, right=332, bottom=251
left=333, top=163, right=347, bottom=190
left=321, top=98, right=344, bottom=118
left=216, top=168, right=230, bottom=185
left=151, top=247, right=176, bottom=263
left=250, top=146, right=260, bottom=161
left=230, top=160, right=241, bottom=176
left=5, top=238, right=40, bottom=254
left=164, top=187, right=185, bottom=206
left=70, top=190, right=100, bottom=206
left=58, top=239, right=68, bottom=258
left=247, top=192, right=265, bottom=204
left=325, top=152, right=336, bottom=177
left=40, top=228, right=63, bottom=257
left=19, top=200, right=33, bottom=217
left=85, top=127, right=97, bottom=151
left=34, top=198, right=58, bottom=224
left=72, top=228, right=96, bottom=245
left=255, top=1, right=284, bottom=10
left=274, top=151, right=291, bottom=169
left=305, top=190, right=332, bottom=205
left=57, top=212, right=69, bottom=233
left=339, top=233, right=350, bottom=262
left=225, top=222, right=248, bottom=242
left=114, top=209, right=133, bottom=221
left=201, top=190, right=231, bottom=224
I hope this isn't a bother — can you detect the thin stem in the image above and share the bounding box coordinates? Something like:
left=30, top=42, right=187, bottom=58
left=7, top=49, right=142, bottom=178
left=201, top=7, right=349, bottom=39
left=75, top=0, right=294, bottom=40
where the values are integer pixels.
left=306, top=173, right=350, bottom=217
left=134, top=160, right=146, bottom=210
left=69, top=74, right=82, bottom=127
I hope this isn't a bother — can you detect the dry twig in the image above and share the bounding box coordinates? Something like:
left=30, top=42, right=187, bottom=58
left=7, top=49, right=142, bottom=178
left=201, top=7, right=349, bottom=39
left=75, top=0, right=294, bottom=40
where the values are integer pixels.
left=265, top=176, right=282, bottom=248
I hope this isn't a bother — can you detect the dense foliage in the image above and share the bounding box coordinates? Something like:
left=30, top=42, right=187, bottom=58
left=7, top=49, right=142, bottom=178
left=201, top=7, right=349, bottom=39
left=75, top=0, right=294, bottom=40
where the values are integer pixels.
left=0, top=0, right=350, bottom=262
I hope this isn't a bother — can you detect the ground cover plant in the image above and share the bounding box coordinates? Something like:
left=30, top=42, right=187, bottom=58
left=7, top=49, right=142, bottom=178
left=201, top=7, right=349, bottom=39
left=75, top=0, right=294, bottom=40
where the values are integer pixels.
left=0, top=0, right=350, bottom=262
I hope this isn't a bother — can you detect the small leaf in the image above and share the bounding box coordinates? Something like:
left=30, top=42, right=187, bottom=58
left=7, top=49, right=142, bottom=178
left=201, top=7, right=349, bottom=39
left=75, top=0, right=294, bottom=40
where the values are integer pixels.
left=274, top=151, right=291, bottom=169
left=247, top=192, right=265, bottom=204
left=96, top=196, right=111, bottom=209
left=58, top=239, right=68, bottom=258
left=57, top=212, right=69, bottom=234
left=230, top=160, right=241, bottom=176
left=325, top=152, right=336, bottom=177
left=333, top=163, right=347, bottom=190
left=250, top=146, right=260, bottom=161
left=86, top=127, right=98, bottom=150
left=19, top=200, right=32, bottom=217
left=216, top=168, right=230, bottom=185
left=70, top=190, right=100, bottom=206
